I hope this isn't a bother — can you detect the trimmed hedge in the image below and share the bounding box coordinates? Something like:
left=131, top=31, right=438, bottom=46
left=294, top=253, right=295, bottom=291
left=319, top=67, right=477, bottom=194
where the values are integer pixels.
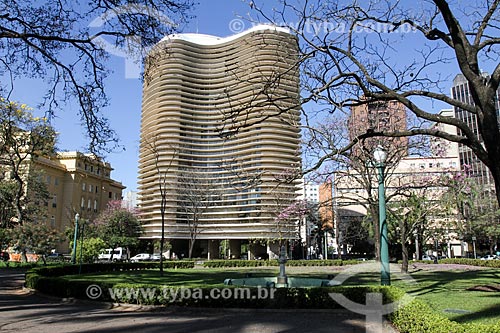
left=390, top=298, right=500, bottom=333
left=0, top=261, right=41, bottom=269
left=203, top=259, right=360, bottom=268
left=96, top=284, right=406, bottom=308
left=408, top=258, right=500, bottom=268
left=25, top=261, right=194, bottom=280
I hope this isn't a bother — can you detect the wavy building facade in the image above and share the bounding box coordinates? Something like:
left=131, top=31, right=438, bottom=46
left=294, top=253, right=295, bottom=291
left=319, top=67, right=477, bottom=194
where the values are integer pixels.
left=139, top=26, right=301, bottom=259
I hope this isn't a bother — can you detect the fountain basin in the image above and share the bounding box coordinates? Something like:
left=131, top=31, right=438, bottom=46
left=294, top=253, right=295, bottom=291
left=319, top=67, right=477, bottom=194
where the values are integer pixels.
left=224, top=277, right=340, bottom=288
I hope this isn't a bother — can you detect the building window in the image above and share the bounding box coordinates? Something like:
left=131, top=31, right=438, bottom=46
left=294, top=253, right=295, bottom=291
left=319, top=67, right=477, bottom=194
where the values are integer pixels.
left=87, top=199, right=91, bottom=211
left=50, top=216, right=55, bottom=227
left=82, top=182, right=86, bottom=191
left=91, top=165, right=94, bottom=172
left=84, top=164, right=88, bottom=171
left=81, top=197, right=85, bottom=209
left=109, top=191, right=112, bottom=199
left=46, top=175, right=51, bottom=184
left=52, top=195, right=57, bottom=208
left=55, top=178, right=59, bottom=186
left=94, top=200, right=98, bottom=212
left=89, top=184, right=93, bottom=193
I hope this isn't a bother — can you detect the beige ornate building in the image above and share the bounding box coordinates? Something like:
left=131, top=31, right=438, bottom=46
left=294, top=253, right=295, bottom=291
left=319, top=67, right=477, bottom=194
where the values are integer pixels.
left=8, top=152, right=125, bottom=252
left=139, top=25, right=301, bottom=259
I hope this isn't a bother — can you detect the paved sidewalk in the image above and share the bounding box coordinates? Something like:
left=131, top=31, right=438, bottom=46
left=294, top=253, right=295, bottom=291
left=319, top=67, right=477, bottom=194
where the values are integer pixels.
left=0, top=269, right=398, bottom=333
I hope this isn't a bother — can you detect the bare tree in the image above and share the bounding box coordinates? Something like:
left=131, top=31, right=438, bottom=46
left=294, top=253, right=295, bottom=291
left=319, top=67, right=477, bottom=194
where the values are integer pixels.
left=143, top=134, right=177, bottom=276
left=307, top=109, right=430, bottom=260
left=176, top=170, right=223, bottom=259
left=1, top=0, right=194, bottom=154
left=251, top=0, right=500, bottom=206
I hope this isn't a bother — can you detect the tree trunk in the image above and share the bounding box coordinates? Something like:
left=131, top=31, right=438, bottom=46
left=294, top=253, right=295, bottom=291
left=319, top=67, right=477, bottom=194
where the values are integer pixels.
left=401, top=223, right=408, bottom=273
left=12, top=166, right=25, bottom=224
left=471, top=84, right=500, bottom=209
left=491, top=163, right=500, bottom=209
left=110, top=245, right=115, bottom=262
left=188, top=238, right=195, bottom=259
left=401, top=240, right=409, bottom=273
left=401, top=243, right=409, bottom=273
left=160, top=204, right=165, bottom=276
left=335, top=220, right=342, bottom=260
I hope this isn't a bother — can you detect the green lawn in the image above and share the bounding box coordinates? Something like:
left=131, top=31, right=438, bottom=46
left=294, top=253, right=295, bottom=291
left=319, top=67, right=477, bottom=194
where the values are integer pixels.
left=64, top=265, right=500, bottom=325
left=65, top=267, right=280, bottom=288
left=396, top=269, right=500, bottom=325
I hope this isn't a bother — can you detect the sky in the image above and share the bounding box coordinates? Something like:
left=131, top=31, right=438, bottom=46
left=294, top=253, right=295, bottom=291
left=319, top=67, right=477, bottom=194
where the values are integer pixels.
left=8, top=0, right=470, bottom=193
left=11, top=1, right=258, bottom=193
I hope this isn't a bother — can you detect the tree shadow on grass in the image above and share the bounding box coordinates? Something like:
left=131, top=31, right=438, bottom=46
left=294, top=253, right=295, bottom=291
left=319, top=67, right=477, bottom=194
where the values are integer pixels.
left=401, top=269, right=500, bottom=296
left=451, top=301, right=500, bottom=324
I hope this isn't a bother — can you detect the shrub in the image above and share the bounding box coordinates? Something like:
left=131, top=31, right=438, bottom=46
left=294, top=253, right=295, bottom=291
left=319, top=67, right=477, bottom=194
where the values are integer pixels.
left=0, top=261, right=41, bottom=269
left=408, top=258, right=500, bottom=269
left=203, top=259, right=360, bottom=268
left=25, top=261, right=194, bottom=287
left=389, top=297, right=500, bottom=333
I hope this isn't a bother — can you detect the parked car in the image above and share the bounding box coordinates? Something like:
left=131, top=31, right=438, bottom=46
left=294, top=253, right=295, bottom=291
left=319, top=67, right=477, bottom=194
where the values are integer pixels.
left=98, top=247, right=127, bottom=261
left=46, top=252, right=66, bottom=262
left=130, top=253, right=152, bottom=262
left=422, top=255, right=435, bottom=261
left=481, top=254, right=497, bottom=260
left=150, top=253, right=163, bottom=261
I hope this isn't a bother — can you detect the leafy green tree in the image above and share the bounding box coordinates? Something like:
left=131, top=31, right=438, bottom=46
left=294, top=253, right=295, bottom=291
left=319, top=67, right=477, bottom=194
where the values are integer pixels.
left=8, top=222, right=64, bottom=263
left=71, top=237, right=107, bottom=264
left=0, top=99, right=56, bottom=225
left=93, top=201, right=142, bottom=260
left=0, top=180, right=17, bottom=228
left=441, top=168, right=500, bottom=254
left=388, top=192, right=439, bottom=273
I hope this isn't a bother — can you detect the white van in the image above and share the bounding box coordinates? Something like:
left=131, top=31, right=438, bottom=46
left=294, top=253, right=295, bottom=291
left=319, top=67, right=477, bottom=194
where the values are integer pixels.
left=98, top=247, right=127, bottom=261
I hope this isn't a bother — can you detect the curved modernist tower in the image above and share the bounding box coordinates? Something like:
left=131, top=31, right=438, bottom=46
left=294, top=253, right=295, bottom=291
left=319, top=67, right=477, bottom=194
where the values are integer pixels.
left=139, top=25, right=300, bottom=259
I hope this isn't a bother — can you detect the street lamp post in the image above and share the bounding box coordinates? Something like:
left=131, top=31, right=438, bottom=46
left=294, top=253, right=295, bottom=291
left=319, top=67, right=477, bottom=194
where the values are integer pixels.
left=71, top=213, right=80, bottom=264
left=374, top=145, right=390, bottom=286
left=472, top=236, right=477, bottom=259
